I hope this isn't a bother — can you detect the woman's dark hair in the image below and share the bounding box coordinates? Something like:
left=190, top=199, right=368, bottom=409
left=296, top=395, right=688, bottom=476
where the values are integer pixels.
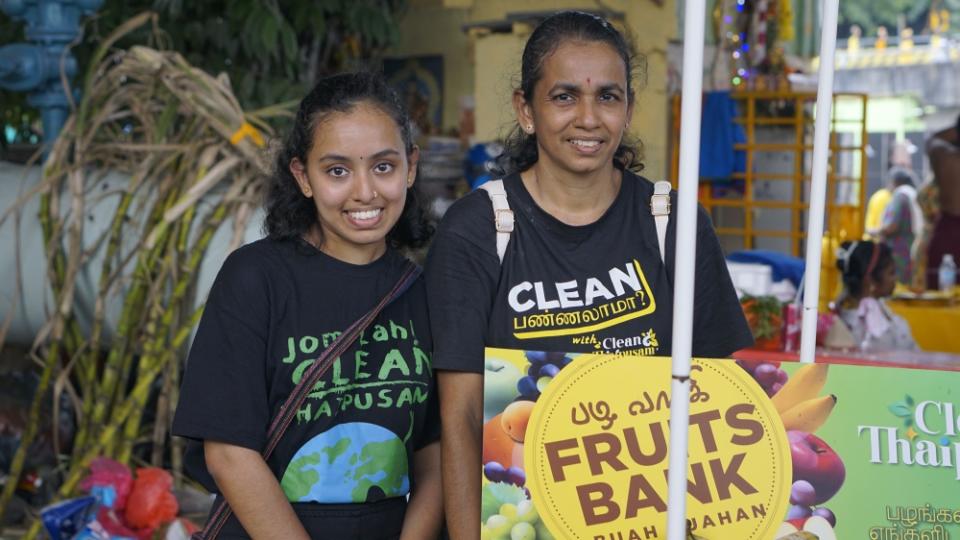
left=835, top=241, right=893, bottom=299
left=264, top=71, right=432, bottom=249
left=499, top=10, right=644, bottom=174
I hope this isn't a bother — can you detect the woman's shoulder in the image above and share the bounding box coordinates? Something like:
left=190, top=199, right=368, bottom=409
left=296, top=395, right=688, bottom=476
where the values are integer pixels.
left=222, top=237, right=288, bottom=269
left=214, top=237, right=291, bottom=287
left=624, top=169, right=657, bottom=195
left=621, top=171, right=716, bottom=230
left=434, top=185, right=497, bottom=244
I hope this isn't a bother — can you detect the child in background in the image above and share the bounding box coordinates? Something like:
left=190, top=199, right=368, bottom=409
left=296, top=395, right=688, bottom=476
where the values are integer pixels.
left=834, top=241, right=919, bottom=352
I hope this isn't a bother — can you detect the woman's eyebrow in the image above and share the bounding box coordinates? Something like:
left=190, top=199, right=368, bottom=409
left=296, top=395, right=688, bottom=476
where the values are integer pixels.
left=597, top=83, right=625, bottom=94
left=317, top=148, right=401, bottom=162
left=548, top=82, right=582, bottom=94
left=548, top=81, right=625, bottom=94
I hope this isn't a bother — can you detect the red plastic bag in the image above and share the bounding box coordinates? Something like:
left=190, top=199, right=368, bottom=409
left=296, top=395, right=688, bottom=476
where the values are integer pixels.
left=94, top=506, right=140, bottom=538
left=124, top=467, right=178, bottom=532
left=79, top=457, right=133, bottom=510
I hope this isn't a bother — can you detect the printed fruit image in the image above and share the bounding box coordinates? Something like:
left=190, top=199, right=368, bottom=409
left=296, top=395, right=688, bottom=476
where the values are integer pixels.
left=789, top=480, right=817, bottom=506
left=788, top=430, right=845, bottom=505
left=485, top=358, right=522, bottom=421
left=501, top=401, right=536, bottom=443
left=812, top=507, right=836, bottom=527
left=784, top=515, right=837, bottom=540
left=774, top=521, right=818, bottom=539
left=519, top=351, right=573, bottom=401
left=771, top=363, right=829, bottom=413
left=481, top=482, right=526, bottom=522
left=484, top=462, right=508, bottom=483
left=480, top=482, right=554, bottom=540
left=736, top=359, right=789, bottom=397
left=753, top=360, right=845, bottom=535
left=484, top=414, right=522, bottom=467
left=786, top=503, right=813, bottom=520
left=534, top=521, right=555, bottom=540
left=515, top=499, right=538, bottom=523
left=780, top=394, right=837, bottom=433
left=510, top=522, right=535, bottom=540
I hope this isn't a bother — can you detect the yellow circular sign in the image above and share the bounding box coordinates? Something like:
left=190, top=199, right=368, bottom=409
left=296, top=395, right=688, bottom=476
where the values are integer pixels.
left=524, top=355, right=791, bottom=539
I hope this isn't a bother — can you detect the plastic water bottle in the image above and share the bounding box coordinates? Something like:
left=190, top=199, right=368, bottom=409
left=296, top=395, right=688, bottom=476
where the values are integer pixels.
left=939, top=254, right=957, bottom=293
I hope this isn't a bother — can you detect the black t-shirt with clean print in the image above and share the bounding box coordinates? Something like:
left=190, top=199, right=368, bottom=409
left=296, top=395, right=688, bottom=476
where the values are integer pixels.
left=172, top=238, right=439, bottom=505
left=425, top=170, right=753, bottom=373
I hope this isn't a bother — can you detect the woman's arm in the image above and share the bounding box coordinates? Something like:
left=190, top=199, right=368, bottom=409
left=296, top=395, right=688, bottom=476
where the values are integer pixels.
left=423, top=192, right=501, bottom=539
left=205, top=441, right=310, bottom=540
left=401, top=441, right=443, bottom=540
left=878, top=220, right=899, bottom=237
left=438, top=371, right=484, bottom=540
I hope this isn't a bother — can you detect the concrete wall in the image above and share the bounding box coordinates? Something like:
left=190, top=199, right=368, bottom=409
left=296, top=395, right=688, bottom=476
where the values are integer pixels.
left=392, top=0, right=678, bottom=180
left=391, top=4, right=474, bottom=134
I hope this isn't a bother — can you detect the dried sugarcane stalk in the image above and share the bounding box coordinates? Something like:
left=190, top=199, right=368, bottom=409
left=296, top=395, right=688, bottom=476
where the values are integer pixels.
left=73, top=180, right=141, bottom=455
left=2, top=11, right=289, bottom=532
left=21, top=303, right=206, bottom=540
left=118, top=196, right=233, bottom=462
left=0, top=181, right=76, bottom=520
left=0, top=341, right=60, bottom=524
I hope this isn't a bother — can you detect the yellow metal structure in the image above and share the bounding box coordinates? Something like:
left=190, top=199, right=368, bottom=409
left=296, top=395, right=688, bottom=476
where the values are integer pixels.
left=669, top=91, right=869, bottom=309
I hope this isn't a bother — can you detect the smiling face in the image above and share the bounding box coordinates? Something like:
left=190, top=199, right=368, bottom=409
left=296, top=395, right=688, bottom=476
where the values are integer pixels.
left=290, top=102, right=417, bottom=264
left=515, top=40, right=633, bottom=177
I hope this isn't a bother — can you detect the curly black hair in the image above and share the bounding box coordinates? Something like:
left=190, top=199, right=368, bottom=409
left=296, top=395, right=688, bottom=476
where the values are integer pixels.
left=836, top=240, right=893, bottom=300
left=263, top=71, right=433, bottom=250
left=498, top=10, right=645, bottom=175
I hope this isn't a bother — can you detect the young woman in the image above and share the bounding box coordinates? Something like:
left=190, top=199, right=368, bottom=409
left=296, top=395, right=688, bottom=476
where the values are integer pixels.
left=835, top=240, right=919, bottom=352
left=173, top=72, right=442, bottom=539
left=424, top=11, right=752, bottom=537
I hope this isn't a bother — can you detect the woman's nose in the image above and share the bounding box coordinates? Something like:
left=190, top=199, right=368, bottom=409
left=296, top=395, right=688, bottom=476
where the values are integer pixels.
left=353, top=172, right=377, bottom=201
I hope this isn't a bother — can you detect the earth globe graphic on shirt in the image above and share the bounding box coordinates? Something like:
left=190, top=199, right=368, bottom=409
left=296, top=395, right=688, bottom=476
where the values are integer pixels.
left=280, top=422, right=409, bottom=503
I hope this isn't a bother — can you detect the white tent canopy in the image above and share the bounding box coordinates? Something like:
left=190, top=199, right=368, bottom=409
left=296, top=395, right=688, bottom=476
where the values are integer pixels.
left=665, top=0, right=841, bottom=537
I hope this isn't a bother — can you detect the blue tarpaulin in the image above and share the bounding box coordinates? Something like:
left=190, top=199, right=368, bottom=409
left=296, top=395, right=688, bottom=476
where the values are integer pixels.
left=727, top=250, right=806, bottom=288
left=699, top=91, right=747, bottom=179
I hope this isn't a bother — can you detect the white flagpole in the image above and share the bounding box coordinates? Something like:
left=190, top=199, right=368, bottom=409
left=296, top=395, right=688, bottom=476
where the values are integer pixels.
left=665, top=0, right=706, bottom=537
left=799, top=0, right=840, bottom=365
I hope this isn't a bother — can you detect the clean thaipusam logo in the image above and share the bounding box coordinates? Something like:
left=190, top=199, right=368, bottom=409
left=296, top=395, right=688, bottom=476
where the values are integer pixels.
left=860, top=395, right=960, bottom=479
left=509, top=260, right=656, bottom=340
left=524, top=355, right=792, bottom=539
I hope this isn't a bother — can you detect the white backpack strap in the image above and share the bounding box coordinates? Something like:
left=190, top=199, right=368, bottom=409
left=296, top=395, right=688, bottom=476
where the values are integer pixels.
left=479, top=179, right=514, bottom=264
left=650, top=180, right=671, bottom=264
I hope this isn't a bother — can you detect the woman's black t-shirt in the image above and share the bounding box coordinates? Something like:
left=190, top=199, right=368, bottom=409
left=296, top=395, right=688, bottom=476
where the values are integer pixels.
left=425, top=170, right=753, bottom=372
left=173, top=238, right=439, bottom=504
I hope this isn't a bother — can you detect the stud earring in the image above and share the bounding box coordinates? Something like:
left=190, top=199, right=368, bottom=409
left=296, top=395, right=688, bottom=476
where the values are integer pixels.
left=527, top=124, right=534, bottom=132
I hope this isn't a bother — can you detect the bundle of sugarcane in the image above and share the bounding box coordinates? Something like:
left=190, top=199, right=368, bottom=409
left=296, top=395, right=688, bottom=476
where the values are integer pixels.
left=0, top=13, right=294, bottom=537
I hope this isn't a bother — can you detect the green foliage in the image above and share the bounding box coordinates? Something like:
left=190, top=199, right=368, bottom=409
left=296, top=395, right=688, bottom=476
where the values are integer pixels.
left=839, top=0, right=915, bottom=34
left=0, top=13, right=37, bottom=146
left=1, top=0, right=409, bottom=142
left=838, top=0, right=960, bottom=37
left=741, top=294, right=783, bottom=341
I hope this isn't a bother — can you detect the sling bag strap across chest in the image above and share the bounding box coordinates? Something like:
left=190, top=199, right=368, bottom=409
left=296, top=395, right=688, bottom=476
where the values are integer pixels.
left=193, top=260, right=422, bottom=540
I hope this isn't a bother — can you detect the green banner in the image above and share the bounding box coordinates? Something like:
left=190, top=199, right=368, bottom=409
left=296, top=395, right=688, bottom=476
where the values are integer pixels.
left=481, top=348, right=960, bottom=540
